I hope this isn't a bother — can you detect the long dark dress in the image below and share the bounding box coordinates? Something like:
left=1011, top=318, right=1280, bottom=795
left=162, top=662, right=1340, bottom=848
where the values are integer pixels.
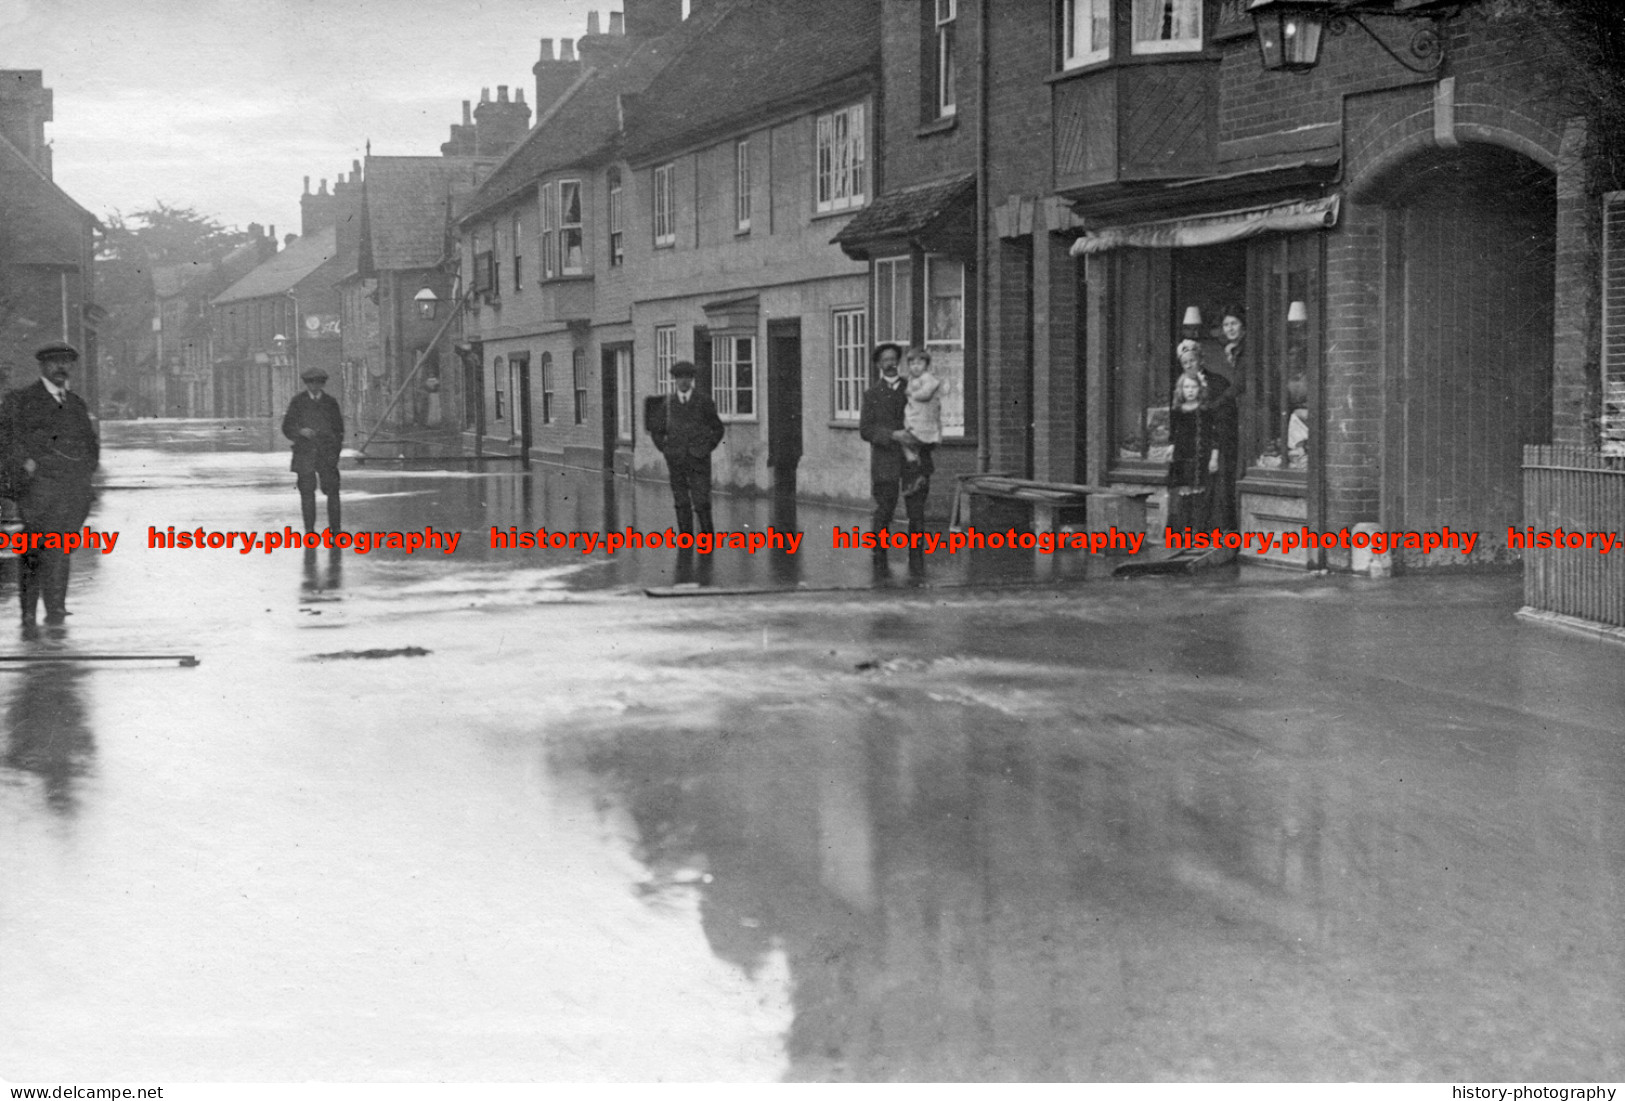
left=1166, top=400, right=1214, bottom=531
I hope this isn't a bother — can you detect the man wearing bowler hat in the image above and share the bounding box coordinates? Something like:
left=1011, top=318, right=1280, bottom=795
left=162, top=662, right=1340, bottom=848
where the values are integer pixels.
left=647, top=360, right=724, bottom=535
left=1, top=341, right=100, bottom=626
left=281, top=366, right=344, bottom=533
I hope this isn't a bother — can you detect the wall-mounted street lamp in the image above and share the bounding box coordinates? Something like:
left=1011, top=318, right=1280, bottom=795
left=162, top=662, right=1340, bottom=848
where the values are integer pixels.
left=1248, top=0, right=1449, bottom=75
left=414, top=286, right=439, bottom=320
left=270, top=334, right=290, bottom=368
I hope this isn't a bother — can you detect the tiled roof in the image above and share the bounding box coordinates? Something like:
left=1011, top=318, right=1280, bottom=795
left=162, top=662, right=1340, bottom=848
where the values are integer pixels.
left=365, top=156, right=488, bottom=270
left=624, top=0, right=879, bottom=166
left=457, top=13, right=730, bottom=224
left=212, top=228, right=337, bottom=304
left=832, top=174, right=976, bottom=258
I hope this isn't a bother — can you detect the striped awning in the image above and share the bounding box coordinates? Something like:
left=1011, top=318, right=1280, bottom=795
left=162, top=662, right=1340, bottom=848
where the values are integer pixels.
left=1069, top=195, right=1340, bottom=255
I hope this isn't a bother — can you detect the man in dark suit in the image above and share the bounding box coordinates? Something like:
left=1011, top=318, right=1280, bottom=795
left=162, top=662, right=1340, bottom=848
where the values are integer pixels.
left=858, top=342, right=927, bottom=572
left=647, top=360, right=725, bottom=535
left=281, top=366, right=345, bottom=534
left=2, top=342, right=100, bottom=626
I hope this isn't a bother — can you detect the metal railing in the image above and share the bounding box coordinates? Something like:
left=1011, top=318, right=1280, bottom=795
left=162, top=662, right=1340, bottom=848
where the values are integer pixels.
left=1521, top=445, right=1625, bottom=628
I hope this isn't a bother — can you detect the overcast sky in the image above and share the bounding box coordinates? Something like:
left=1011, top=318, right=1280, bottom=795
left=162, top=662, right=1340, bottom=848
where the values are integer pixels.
left=0, top=0, right=597, bottom=236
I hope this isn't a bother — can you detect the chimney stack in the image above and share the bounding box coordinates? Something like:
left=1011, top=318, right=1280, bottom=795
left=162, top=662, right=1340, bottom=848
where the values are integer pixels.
left=0, top=69, right=55, bottom=177
left=533, top=36, right=583, bottom=116
left=473, top=81, right=532, bottom=157
left=609, top=11, right=624, bottom=35
left=578, top=9, right=632, bottom=68
left=622, top=0, right=683, bottom=40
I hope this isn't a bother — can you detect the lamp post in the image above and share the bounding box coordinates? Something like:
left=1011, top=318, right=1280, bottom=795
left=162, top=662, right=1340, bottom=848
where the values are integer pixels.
left=1247, top=0, right=1447, bottom=75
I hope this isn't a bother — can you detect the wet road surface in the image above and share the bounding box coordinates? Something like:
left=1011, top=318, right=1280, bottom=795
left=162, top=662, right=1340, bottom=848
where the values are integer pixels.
left=1, top=420, right=1622, bottom=1080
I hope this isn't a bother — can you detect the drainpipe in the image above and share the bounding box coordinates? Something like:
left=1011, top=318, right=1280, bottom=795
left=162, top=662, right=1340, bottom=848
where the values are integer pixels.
left=975, top=0, right=991, bottom=473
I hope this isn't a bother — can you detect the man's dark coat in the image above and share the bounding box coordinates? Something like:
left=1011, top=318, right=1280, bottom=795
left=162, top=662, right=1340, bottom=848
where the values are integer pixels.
left=647, top=391, right=724, bottom=459
left=281, top=390, right=345, bottom=473
left=858, top=376, right=910, bottom=483
left=2, top=380, right=99, bottom=532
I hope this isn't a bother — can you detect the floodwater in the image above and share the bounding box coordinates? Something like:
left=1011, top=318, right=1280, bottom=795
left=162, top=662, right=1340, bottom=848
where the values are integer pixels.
left=1, top=420, right=1622, bottom=1081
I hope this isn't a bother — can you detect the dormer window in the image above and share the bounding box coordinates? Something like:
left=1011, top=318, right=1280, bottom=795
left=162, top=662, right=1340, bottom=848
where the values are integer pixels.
left=1131, top=0, right=1202, bottom=54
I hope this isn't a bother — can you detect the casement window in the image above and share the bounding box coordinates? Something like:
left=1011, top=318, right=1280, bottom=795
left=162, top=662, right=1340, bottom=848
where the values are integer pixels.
left=493, top=355, right=507, bottom=421
left=492, top=224, right=504, bottom=296
left=873, top=256, right=913, bottom=346
left=512, top=211, right=524, bottom=291
left=540, top=352, right=554, bottom=423
left=1131, top=0, right=1201, bottom=54
left=832, top=307, right=868, bottom=422
left=558, top=181, right=584, bottom=275
left=509, top=355, right=524, bottom=438
left=540, top=183, right=556, bottom=279
left=614, top=347, right=634, bottom=441
left=712, top=334, right=755, bottom=419
left=815, top=104, right=866, bottom=214
left=655, top=325, right=677, bottom=394
left=653, top=163, right=676, bottom=246
left=925, top=255, right=966, bottom=437
left=608, top=170, right=624, bottom=267
left=573, top=347, right=587, bottom=424
left=735, top=139, right=752, bottom=232
left=934, top=0, right=958, bottom=118
left=1063, top=0, right=1111, bottom=68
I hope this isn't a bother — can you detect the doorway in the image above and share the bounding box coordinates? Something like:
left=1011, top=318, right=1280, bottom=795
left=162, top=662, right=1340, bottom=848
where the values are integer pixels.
left=767, top=318, right=803, bottom=495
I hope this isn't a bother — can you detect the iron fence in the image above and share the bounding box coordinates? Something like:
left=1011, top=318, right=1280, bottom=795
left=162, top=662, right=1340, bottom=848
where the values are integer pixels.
left=1522, top=445, right=1625, bottom=628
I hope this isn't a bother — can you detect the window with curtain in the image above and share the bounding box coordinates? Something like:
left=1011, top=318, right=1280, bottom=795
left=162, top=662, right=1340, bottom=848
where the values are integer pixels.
left=559, top=181, right=584, bottom=275
left=815, top=104, right=866, bottom=213
left=1132, top=0, right=1201, bottom=53
left=1063, top=0, right=1111, bottom=67
left=925, top=255, right=965, bottom=437
left=873, top=256, right=913, bottom=346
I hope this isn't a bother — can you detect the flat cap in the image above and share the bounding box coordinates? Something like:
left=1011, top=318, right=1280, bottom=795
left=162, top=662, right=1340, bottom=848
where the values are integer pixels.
left=300, top=366, right=330, bottom=382
left=35, top=341, right=80, bottom=361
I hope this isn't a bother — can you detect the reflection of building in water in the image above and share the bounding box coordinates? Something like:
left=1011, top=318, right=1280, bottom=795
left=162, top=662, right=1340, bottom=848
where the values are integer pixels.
left=2, top=664, right=95, bottom=815
left=585, top=668, right=1625, bottom=1079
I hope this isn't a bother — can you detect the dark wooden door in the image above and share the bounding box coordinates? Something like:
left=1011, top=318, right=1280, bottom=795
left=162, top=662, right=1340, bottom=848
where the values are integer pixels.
left=601, top=346, right=619, bottom=470
left=693, top=326, right=713, bottom=400
left=1392, top=148, right=1554, bottom=537
left=512, top=351, right=533, bottom=469
left=767, top=318, right=803, bottom=493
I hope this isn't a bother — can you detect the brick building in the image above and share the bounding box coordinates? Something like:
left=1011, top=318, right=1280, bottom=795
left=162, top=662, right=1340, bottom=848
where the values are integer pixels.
left=0, top=71, right=99, bottom=401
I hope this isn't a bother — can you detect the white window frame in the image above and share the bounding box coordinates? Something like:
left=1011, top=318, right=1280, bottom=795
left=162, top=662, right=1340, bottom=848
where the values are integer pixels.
left=558, top=179, right=584, bottom=276
left=653, top=163, right=676, bottom=247
left=1131, top=0, right=1202, bottom=54
left=873, top=255, right=913, bottom=346
left=832, top=306, right=868, bottom=422
left=815, top=103, right=867, bottom=214
left=493, top=354, right=507, bottom=421
left=655, top=325, right=677, bottom=394
left=936, top=0, right=958, bottom=118
left=735, top=138, right=752, bottom=232
left=511, top=210, right=524, bottom=291
left=712, top=334, right=756, bottom=420
left=608, top=170, right=624, bottom=267
left=925, top=254, right=967, bottom=439
left=540, top=182, right=556, bottom=279
left=1064, top=0, right=1112, bottom=68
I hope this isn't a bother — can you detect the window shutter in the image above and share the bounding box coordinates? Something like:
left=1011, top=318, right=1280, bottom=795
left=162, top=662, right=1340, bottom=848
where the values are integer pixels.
left=1603, top=191, right=1625, bottom=456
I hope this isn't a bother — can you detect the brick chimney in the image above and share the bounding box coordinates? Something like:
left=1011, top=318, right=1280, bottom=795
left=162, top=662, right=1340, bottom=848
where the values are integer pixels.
left=578, top=10, right=633, bottom=69
left=301, top=176, right=339, bottom=236
left=441, top=99, right=478, bottom=157
left=335, top=160, right=365, bottom=259
left=622, top=0, right=683, bottom=40
left=473, top=84, right=531, bottom=157
left=0, top=70, right=54, bottom=177
left=533, top=37, right=583, bottom=116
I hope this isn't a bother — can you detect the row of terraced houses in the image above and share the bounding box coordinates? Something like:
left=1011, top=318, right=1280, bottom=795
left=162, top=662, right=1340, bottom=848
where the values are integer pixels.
left=442, top=0, right=1625, bottom=583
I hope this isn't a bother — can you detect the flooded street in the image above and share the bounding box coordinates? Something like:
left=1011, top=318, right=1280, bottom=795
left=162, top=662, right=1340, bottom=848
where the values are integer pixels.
left=2, top=421, right=1623, bottom=1081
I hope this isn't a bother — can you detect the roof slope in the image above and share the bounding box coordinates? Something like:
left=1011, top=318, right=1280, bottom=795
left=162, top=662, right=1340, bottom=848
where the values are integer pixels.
left=365, top=156, right=488, bottom=269
left=459, top=0, right=742, bottom=223
left=624, top=0, right=880, bottom=166
left=213, top=227, right=338, bottom=304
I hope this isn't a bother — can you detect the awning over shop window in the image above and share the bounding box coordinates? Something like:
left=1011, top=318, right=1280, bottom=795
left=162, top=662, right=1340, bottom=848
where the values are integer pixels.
left=1069, top=195, right=1340, bottom=255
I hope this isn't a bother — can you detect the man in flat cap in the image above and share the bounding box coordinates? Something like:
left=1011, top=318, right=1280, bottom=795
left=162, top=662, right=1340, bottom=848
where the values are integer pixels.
left=1, top=342, right=100, bottom=626
left=646, top=360, right=724, bottom=535
left=281, top=366, right=344, bottom=534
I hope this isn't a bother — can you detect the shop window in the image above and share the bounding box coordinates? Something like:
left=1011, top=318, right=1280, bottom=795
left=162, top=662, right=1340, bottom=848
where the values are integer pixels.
left=1131, top=0, right=1201, bottom=54
left=925, top=255, right=966, bottom=437
left=1062, top=0, right=1111, bottom=68
left=1245, top=236, right=1318, bottom=473
left=713, top=334, right=755, bottom=419
left=655, top=325, right=676, bottom=394
left=816, top=104, right=867, bottom=213
left=833, top=306, right=868, bottom=421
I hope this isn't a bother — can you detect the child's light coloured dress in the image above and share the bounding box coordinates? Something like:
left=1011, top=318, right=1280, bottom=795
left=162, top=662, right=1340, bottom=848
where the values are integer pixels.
left=905, top=371, right=944, bottom=444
